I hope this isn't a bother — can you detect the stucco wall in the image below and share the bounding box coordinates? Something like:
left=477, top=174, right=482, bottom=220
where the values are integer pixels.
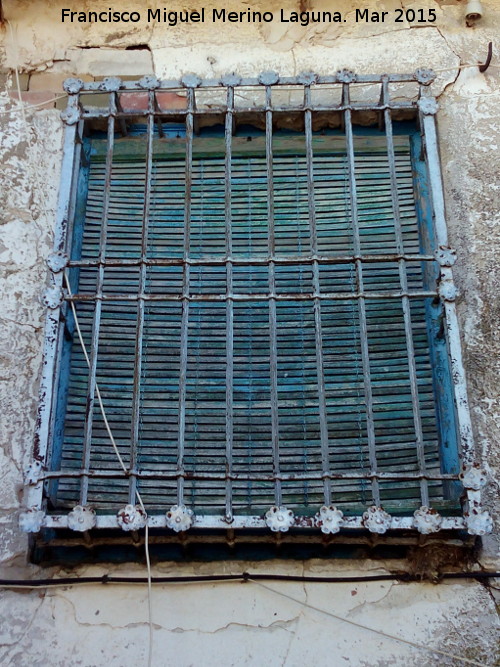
left=0, top=0, right=499, bottom=664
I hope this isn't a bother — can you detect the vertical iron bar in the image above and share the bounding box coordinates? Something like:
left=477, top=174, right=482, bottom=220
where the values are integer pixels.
left=343, top=84, right=381, bottom=507
left=304, top=85, right=331, bottom=506
left=422, top=111, right=474, bottom=466
left=28, top=94, right=81, bottom=511
left=80, top=93, right=115, bottom=505
left=383, top=80, right=429, bottom=506
left=177, top=87, right=195, bottom=505
left=265, top=85, right=282, bottom=506
left=224, top=85, right=234, bottom=522
left=128, top=90, right=155, bottom=504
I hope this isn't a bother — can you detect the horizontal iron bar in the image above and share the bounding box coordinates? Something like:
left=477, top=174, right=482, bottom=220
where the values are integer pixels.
left=65, top=290, right=437, bottom=303
left=68, top=253, right=436, bottom=268
left=81, top=102, right=416, bottom=118
left=42, top=514, right=466, bottom=531
left=78, top=73, right=423, bottom=93
left=39, top=469, right=460, bottom=482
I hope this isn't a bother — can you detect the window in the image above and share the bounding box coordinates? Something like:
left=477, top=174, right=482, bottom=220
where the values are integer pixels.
left=21, top=71, right=492, bottom=544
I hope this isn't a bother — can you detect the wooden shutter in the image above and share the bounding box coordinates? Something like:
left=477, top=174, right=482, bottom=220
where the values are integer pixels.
left=53, top=131, right=449, bottom=516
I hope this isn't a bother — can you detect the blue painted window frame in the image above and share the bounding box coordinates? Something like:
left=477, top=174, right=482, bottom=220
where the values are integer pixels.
left=47, top=123, right=462, bottom=517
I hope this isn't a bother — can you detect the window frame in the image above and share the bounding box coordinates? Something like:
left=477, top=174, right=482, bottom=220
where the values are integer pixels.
left=21, top=71, right=492, bottom=538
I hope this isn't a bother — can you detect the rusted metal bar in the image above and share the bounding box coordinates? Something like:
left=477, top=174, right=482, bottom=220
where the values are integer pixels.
left=383, top=79, right=429, bottom=507
left=128, top=90, right=155, bottom=504
left=79, top=93, right=115, bottom=505
left=81, top=102, right=417, bottom=119
left=77, top=72, right=424, bottom=93
left=344, top=83, right=380, bottom=507
left=224, top=84, right=235, bottom=523
left=27, top=95, right=82, bottom=512
left=177, top=86, right=195, bottom=505
left=154, top=91, right=165, bottom=138
left=68, top=253, right=436, bottom=268
left=65, top=289, right=438, bottom=303
left=304, top=83, right=331, bottom=506
left=265, top=83, right=282, bottom=506
left=37, top=469, right=461, bottom=482
left=421, top=110, right=474, bottom=466
left=420, top=105, right=479, bottom=522
left=42, top=513, right=466, bottom=531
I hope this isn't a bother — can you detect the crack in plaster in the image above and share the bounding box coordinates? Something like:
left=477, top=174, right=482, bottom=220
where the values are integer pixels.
left=391, top=4, right=462, bottom=97
left=277, top=563, right=308, bottom=665
left=0, top=316, right=41, bottom=332
left=345, top=583, right=395, bottom=619
left=56, top=591, right=300, bottom=634
left=170, top=618, right=299, bottom=635
left=280, top=616, right=300, bottom=666
left=432, top=26, right=462, bottom=95
left=0, top=594, right=45, bottom=665
left=290, top=48, right=297, bottom=76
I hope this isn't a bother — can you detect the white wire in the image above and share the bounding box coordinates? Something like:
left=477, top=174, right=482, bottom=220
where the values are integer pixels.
left=6, top=21, right=27, bottom=127
left=63, top=271, right=154, bottom=667
left=0, top=94, right=68, bottom=117
left=250, top=580, right=486, bottom=667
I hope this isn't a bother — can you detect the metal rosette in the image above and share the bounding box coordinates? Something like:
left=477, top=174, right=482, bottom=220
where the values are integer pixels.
left=166, top=504, right=194, bottom=532
left=435, top=246, right=457, bottom=267
left=24, top=460, right=44, bottom=486
left=258, top=71, right=280, bottom=86
left=362, top=506, right=392, bottom=534
left=60, top=106, right=81, bottom=126
left=42, top=286, right=64, bottom=309
left=465, top=507, right=493, bottom=535
left=63, top=77, right=85, bottom=94
left=460, top=464, right=489, bottom=491
left=46, top=251, right=69, bottom=273
left=413, top=507, right=443, bottom=534
left=67, top=505, right=97, bottom=532
left=98, top=76, right=122, bottom=92
left=417, top=97, right=439, bottom=115
left=336, top=69, right=357, bottom=84
left=438, top=279, right=458, bottom=302
left=413, top=69, right=436, bottom=86
left=315, top=505, right=344, bottom=534
left=265, top=506, right=295, bottom=532
left=181, top=74, right=202, bottom=89
left=297, top=72, right=318, bottom=86
left=117, top=504, right=148, bottom=531
left=19, top=509, right=46, bottom=533
left=221, top=73, right=242, bottom=87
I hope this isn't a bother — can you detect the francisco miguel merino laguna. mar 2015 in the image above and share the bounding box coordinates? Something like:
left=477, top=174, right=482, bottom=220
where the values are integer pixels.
left=61, top=7, right=438, bottom=26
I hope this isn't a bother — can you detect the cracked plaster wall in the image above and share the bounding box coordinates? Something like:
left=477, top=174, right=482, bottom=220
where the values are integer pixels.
left=0, top=0, right=499, bottom=665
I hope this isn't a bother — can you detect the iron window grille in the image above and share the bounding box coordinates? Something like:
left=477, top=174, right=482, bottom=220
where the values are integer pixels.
left=21, top=71, right=492, bottom=538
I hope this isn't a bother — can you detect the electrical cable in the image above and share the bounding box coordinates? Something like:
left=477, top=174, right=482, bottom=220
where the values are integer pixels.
left=0, top=570, right=498, bottom=588
left=63, top=272, right=154, bottom=667
left=1, top=571, right=497, bottom=664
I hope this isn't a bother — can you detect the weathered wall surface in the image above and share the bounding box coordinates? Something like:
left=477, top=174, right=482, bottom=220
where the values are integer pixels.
left=0, top=0, right=499, bottom=665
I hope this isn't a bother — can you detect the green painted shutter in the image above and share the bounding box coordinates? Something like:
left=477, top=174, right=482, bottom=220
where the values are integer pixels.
left=55, top=131, right=447, bottom=515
